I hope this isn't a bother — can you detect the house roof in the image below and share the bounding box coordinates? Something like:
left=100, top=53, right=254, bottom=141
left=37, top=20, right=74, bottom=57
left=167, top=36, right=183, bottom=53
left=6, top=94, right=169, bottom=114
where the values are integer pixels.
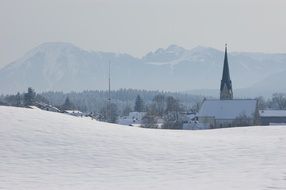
left=259, top=110, right=286, bottom=117
left=197, top=99, right=257, bottom=120
left=65, top=110, right=83, bottom=114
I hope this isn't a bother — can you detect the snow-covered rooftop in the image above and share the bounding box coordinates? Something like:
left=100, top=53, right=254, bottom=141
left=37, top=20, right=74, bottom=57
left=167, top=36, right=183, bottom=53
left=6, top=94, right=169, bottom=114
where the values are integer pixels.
left=197, top=99, right=257, bottom=119
left=65, top=110, right=83, bottom=114
left=1, top=106, right=286, bottom=190
left=259, top=110, right=286, bottom=117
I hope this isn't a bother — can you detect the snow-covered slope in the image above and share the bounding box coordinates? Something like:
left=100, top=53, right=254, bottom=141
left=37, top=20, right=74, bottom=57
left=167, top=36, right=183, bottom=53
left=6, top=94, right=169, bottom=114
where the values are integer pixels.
left=1, top=106, right=286, bottom=190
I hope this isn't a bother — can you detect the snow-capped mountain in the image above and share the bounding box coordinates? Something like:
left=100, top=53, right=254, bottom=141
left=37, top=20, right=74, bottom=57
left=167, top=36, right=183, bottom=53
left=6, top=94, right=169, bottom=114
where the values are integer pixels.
left=1, top=42, right=286, bottom=95
left=0, top=42, right=144, bottom=93
left=142, top=44, right=189, bottom=64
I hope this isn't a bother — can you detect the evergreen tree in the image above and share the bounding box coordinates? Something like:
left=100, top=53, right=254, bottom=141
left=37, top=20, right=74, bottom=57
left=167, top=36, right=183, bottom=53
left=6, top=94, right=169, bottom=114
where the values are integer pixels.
left=16, top=92, right=21, bottom=107
left=134, top=95, right=144, bottom=112
left=61, top=97, right=75, bottom=110
left=35, top=94, right=49, bottom=104
left=4, top=95, right=17, bottom=106
left=24, top=87, right=36, bottom=106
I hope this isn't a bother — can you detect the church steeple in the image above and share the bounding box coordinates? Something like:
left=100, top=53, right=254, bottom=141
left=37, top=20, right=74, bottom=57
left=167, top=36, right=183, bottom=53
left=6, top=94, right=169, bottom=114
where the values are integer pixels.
left=220, top=44, right=233, bottom=100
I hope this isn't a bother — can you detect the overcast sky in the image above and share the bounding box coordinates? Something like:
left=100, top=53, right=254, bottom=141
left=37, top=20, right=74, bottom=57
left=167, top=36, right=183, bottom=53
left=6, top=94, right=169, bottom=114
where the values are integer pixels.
left=0, top=0, right=285, bottom=67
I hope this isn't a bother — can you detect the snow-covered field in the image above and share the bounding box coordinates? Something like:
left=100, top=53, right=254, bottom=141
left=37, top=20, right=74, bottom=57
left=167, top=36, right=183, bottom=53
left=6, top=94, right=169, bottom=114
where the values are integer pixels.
left=1, top=106, right=286, bottom=190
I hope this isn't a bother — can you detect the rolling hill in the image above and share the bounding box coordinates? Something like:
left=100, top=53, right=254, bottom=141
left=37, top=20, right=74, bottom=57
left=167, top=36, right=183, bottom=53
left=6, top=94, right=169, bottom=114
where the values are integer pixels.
left=0, top=106, right=286, bottom=189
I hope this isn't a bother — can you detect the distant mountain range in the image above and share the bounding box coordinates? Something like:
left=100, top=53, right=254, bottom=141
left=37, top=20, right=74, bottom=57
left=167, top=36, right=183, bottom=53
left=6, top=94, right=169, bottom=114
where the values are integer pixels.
left=1, top=42, right=286, bottom=97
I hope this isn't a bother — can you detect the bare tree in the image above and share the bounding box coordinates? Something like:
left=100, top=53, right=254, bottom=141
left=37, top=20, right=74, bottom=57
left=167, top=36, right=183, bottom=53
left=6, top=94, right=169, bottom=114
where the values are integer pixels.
left=142, top=112, right=157, bottom=128
left=256, top=96, right=267, bottom=110
left=152, top=94, right=166, bottom=117
left=232, top=113, right=252, bottom=127
left=100, top=103, right=118, bottom=123
left=122, top=105, right=132, bottom=116
left=271, top=93, right=286, bottom=109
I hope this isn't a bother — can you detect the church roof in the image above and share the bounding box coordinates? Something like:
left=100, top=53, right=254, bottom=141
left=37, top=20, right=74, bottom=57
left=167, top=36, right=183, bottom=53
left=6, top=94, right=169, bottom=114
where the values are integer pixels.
left=197, top=99, right=257, bottom=120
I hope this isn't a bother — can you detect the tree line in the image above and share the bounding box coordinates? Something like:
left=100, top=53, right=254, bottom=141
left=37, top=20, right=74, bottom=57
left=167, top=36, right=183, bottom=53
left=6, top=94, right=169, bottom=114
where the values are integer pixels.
left=0, top=88, right=202, bottom=120
left=4, top=88, right=286, bottom=128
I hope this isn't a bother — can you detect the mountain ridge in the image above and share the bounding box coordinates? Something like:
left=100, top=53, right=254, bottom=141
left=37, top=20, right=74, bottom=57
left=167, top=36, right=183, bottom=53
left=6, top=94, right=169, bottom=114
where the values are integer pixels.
left=1, top=42, right=286, bottom=95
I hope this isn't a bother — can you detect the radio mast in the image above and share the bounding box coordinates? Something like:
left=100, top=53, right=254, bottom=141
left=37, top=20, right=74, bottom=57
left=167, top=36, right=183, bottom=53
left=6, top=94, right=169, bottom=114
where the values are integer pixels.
left=108, top=61, right=111, bottom=122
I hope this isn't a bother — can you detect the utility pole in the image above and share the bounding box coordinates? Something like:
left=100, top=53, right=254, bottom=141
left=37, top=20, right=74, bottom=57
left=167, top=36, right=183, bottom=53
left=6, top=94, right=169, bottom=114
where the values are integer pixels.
left=108, top=61, right=111, bottom=122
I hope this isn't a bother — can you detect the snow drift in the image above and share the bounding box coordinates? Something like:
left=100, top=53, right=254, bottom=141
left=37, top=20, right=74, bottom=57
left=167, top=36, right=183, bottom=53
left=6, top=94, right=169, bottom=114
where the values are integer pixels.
left=0, top=106, right=286, bottom=190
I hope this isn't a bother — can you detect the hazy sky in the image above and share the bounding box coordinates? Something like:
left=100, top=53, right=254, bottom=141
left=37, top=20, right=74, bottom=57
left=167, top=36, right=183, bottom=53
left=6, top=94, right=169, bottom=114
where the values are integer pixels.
left=0, top=0, right=286, bottom=67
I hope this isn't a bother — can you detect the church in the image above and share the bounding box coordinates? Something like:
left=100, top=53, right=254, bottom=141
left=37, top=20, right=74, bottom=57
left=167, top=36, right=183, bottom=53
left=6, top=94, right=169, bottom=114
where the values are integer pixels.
left=197, top=45, right=258, bottom=128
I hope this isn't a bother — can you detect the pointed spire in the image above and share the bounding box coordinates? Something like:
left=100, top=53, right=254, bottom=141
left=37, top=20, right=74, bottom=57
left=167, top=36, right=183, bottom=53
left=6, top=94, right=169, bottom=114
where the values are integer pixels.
left=220, top=44, right=233, bottom=100
left=222, top=44, right=230, bottom=81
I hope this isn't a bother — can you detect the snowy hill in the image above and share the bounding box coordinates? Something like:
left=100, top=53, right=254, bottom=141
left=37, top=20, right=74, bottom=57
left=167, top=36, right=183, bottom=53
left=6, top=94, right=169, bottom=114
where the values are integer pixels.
left=1, top=42, right=286, bottom=94
left=1, top=106, right=286, bottom=190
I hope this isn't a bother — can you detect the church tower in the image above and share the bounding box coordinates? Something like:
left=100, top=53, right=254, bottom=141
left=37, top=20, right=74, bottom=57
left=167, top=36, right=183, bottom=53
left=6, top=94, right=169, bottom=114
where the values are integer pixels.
left=220, top=44, right=233, bottom=100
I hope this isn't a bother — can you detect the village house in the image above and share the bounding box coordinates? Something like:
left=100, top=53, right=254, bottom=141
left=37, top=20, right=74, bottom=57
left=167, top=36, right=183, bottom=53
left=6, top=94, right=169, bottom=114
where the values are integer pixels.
left=259, top=110, right=286, bottom=126
left=65, top=110, right=84, bottom=117
left=118, top=112, right=146, bottom=126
